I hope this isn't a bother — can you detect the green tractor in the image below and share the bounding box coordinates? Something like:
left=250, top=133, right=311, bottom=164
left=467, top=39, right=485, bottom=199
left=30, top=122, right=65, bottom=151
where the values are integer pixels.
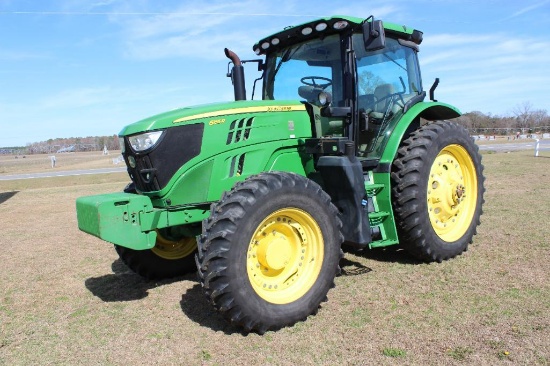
left=76, top=15, right=484, bottom=333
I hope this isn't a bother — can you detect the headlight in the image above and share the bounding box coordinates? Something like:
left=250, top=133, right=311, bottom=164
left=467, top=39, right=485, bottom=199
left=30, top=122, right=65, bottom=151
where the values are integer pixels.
left=128, top=131, right=163, bottom=152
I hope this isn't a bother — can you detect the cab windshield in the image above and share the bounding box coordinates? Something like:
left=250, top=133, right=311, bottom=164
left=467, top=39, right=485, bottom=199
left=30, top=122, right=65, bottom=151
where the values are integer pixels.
left=355, top=35, right=422, bottom=113
left=263, top=34, right=344, bottom=107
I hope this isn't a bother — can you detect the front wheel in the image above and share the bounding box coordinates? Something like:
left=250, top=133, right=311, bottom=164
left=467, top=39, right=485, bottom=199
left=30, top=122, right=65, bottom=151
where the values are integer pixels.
left=391, top=121, right=485, bottom=262
left=196, top=172, right=343, bottom=333
left=115, top=229, right=197, bottom=280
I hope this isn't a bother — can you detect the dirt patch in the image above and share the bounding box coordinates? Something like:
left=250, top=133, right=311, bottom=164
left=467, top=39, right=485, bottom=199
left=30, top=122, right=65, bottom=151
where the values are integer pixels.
left=0, top=151, right=548, bottom=365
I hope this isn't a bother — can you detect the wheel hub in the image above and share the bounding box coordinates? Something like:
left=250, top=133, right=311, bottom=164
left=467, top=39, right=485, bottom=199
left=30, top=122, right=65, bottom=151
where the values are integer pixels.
left=427, top=145, right=478, bottom=242
left=247, top=208, right=323, bottom=304
left=151, top=231, right=197, bottom=260
left=257, top=232, right=292, bottom=270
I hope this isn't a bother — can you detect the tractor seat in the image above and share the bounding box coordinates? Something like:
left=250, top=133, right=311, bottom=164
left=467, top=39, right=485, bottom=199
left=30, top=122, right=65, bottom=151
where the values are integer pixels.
left=370, top=84, right=397, bottom=120
left=358, top=84, right=401, bottom=121
left=358, top=94, right=375, bottom=111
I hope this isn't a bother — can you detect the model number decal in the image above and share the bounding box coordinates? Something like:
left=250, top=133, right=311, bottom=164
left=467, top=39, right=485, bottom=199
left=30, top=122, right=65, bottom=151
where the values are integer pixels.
left=173, top=105, right=306, bottom=123
left=209, top=118, right=226, bottom=126
left=267, top=106, right=293, bottom=112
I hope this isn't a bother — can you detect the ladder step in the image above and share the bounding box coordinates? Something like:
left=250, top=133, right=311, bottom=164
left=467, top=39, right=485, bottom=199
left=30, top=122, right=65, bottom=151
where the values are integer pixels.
left=368, top=211, right=390, bottom=226
left=365, top=183, right=384, bottom=197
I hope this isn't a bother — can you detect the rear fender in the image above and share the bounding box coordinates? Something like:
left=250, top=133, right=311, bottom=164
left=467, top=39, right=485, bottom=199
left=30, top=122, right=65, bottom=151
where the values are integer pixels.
left=379, top=102, right=461, bottom=165
left=367, top=102, right=461, bottom=248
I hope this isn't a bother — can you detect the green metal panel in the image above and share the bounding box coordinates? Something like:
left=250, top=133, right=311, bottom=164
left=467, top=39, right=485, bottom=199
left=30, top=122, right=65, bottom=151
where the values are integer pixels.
left=119, top=100, right=309, bottom=136
left=76, top=193, right=157, bottom=250
left=152, top=158, right=214, bottom=206
left=145, top=102, right=313, bottom=206
left=204, top=140, right=311, bottom=202
left=76, top=192, right=210, bottom=250
left=266, top=148, right=314, bottom=176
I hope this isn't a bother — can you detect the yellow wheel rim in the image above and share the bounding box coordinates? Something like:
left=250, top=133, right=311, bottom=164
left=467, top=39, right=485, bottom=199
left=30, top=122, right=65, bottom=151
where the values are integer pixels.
left=247, top=208, right=324, bottom=305
left=427, top=144, right=478, bottom=242
left=151, top=231, right=197, bottom=260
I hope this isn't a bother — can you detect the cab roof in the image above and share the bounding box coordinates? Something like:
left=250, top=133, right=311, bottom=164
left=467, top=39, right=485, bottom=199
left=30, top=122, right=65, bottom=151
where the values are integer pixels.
left=253, top=15, right=423, bottom=56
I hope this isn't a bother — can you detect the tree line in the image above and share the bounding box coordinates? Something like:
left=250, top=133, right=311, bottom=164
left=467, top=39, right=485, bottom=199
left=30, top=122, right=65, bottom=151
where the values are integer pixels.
left=1, top=135, right=120, bottom=155
left=457, top=102, right=549, bottom=135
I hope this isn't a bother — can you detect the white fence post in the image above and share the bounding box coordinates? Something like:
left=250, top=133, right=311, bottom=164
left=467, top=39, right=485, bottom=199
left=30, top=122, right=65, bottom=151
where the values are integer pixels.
left=535, top=139, right=540, bottom=157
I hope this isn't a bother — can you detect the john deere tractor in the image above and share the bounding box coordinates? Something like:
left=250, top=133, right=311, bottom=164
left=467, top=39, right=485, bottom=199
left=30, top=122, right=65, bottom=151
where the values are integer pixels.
left=76, top=15, right=484, bottom=333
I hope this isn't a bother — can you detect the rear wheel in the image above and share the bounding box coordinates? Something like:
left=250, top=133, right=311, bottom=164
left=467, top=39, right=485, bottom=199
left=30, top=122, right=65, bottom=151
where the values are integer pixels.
left=391, top=121, right=485, bottom=262
left=196, top=172, right=343, bottom=333
left=115, top=229, right=197, bottom=280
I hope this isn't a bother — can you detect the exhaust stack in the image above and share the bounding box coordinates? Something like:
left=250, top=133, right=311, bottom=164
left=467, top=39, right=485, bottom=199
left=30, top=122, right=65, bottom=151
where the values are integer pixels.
left=225, top=48, right=246, bottom=101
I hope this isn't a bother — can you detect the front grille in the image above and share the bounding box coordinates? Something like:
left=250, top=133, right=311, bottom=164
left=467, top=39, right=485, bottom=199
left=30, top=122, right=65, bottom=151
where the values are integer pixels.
left=123, top=123, right=204, bottom=192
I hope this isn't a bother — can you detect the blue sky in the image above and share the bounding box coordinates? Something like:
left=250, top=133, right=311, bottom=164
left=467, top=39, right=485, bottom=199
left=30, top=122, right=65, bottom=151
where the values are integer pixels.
left=1, top=0, right=549, bottom=147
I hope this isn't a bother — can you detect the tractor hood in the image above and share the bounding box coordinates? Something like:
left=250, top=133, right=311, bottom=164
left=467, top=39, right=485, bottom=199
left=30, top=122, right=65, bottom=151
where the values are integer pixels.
left=119, top=100, right=306, bottom=137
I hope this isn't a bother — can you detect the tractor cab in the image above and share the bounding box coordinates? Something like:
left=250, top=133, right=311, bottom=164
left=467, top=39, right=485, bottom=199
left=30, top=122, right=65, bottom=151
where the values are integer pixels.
left=253, top=16, right=425, bottom=162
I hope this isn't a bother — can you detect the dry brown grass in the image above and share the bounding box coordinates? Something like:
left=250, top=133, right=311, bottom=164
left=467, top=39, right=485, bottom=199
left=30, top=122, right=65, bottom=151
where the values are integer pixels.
left=0, top=151, right=122, bottom=175
left=0, top=151, right=549, bottom=365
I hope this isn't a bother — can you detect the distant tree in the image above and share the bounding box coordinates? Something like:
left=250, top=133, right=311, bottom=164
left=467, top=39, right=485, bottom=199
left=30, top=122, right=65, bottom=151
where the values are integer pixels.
left=512, top=102, right=534, bottom=130
left=358, top=70, right=384, bottom=95
left=458, top=111, right=490, bottom=131
left=96, top=136, right=106, bottom=150
left=531, top=109, right=548, bottom=127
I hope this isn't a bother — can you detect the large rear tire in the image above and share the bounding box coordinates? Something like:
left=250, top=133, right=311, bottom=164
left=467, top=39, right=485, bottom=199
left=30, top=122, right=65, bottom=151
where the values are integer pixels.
left=196, top=172, right=343, bottom=333
left=115, top=229, right=197, bottom=280
left=391, top=121, right=485, bottom=262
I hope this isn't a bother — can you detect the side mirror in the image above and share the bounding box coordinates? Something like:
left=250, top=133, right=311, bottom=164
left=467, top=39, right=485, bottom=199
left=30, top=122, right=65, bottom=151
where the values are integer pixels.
left=363, top=17, right=386, bottom=51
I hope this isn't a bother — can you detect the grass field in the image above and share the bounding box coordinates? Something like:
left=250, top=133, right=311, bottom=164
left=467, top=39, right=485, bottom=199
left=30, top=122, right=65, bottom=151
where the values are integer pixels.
left=0, top=151, right=122, bottom=175
left=0, top=150, right=549, bottom=365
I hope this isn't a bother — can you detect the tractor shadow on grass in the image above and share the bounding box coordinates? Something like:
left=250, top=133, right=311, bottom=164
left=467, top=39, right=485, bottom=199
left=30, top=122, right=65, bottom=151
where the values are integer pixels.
left=84, top=260, right=254, bottom=334
left=0, top=191, right=18, bottom=205
left=346, top=245, right=421, bottom=265
left=339, top=257, right=373, bottom=276
left=179, top=285, right=245, bottom=335
left=84, top=259, right=195, bottom=302
left=179, top=248, right=420, bottom=335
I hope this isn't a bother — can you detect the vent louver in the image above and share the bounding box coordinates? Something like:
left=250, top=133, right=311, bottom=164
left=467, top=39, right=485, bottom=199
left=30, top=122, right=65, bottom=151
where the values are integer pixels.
left=226, top=117, right=254, bottom=145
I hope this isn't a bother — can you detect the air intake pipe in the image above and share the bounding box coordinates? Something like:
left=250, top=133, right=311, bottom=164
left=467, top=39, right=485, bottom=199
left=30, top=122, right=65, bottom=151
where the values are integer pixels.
left=225, top=48, right=246, bottom=101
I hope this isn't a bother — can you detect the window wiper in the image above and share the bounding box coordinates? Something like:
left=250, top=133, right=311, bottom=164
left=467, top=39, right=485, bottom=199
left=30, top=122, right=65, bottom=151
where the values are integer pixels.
left=272, top=44, right=304, bottom=82
left=383, top=53, right=407, bottom=73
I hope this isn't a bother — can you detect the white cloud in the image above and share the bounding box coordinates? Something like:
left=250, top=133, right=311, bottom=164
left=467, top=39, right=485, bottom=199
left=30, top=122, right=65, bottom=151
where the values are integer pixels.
left=114, top=0, right=282, bottom=60
left=114, top=1, right=406, bottom=61
left=420, top=31, right=550, bottom=113
left=508, top=0, right=550, bottom=18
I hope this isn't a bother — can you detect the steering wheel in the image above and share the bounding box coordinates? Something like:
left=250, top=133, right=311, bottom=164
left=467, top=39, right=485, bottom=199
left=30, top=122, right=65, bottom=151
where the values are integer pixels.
left=300, top=76, right=332, bottom=90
